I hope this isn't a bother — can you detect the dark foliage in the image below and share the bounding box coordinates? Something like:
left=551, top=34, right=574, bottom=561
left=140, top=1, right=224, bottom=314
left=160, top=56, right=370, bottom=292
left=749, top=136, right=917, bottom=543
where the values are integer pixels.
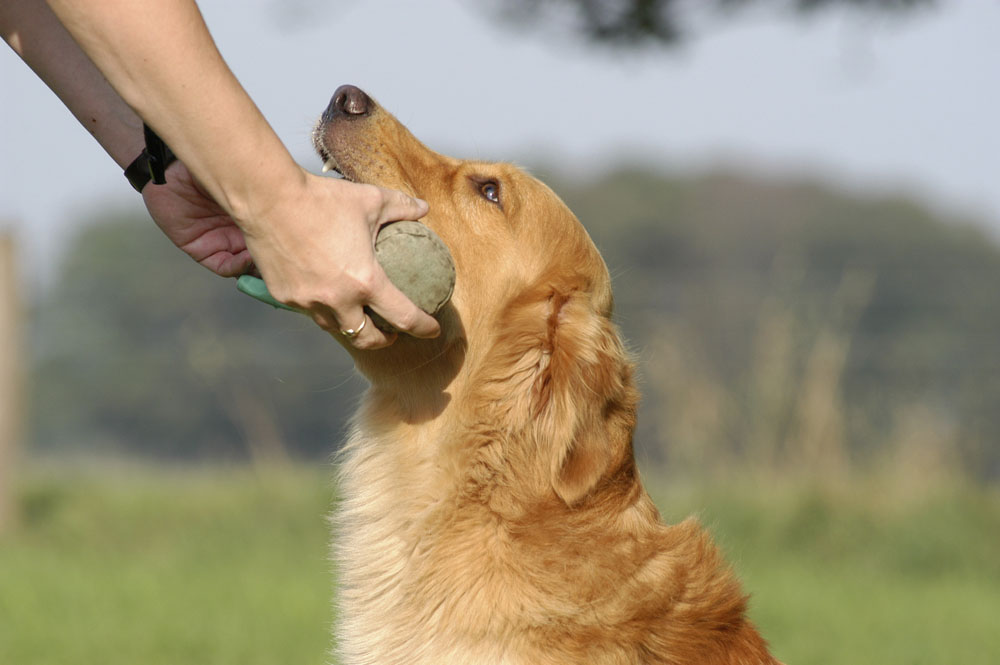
left=494, top=0, right=933, bottom=48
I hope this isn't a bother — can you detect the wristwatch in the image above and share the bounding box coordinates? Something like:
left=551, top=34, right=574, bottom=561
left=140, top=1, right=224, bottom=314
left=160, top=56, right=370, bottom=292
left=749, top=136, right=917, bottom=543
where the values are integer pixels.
left=124, top=124, right=177, bottom=193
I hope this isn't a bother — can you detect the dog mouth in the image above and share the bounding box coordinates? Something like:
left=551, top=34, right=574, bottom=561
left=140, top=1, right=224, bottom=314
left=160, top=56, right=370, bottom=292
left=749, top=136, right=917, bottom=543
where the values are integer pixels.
left=315, top=143, right=349, bottom=180
left=312, top=124, right=353, bottom=181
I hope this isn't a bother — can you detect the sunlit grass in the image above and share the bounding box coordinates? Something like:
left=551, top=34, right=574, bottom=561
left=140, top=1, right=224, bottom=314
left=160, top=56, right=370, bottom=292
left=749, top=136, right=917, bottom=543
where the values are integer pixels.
left=648, top=475, right=1000, bottom=664
left=1, top=465, right=998, bottom=664
left=0, top=466, right=334, bottom=665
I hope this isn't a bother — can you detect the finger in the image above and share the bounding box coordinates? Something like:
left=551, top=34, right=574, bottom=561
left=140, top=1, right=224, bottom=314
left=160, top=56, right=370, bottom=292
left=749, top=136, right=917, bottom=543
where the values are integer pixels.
left=376, top=186, right=429, bottom=224
left=308, top=307, right=340, bottom=335
left=308, top=305, right=388, bottom=349
left=327, top=309, right=396, bottom=351
left=365, top=275, right=441, bottom=340
left=203, top=249, right=253, bottom=277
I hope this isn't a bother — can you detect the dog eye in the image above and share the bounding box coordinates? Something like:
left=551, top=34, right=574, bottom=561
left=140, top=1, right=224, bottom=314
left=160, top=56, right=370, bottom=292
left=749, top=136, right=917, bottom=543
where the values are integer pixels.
left=480, top=181, right=500, bottom=205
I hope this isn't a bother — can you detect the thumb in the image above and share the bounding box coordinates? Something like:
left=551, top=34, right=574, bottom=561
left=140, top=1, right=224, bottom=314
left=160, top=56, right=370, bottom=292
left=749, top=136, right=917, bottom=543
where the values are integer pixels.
left=377, top=187, right=429, bottom=225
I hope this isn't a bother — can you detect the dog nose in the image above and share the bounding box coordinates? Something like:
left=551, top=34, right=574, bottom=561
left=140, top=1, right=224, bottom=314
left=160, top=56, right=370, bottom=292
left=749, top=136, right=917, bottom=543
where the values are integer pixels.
left=326, top=84, right=373, bottom=119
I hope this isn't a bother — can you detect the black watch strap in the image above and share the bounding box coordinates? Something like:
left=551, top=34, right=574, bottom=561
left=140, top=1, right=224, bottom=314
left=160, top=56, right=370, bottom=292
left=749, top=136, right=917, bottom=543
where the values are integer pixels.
left=124, top=124, right=177, bottom=193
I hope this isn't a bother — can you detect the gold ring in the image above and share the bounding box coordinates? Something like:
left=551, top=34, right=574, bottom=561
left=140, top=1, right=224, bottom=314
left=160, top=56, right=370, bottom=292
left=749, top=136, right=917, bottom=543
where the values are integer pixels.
left=340, top=315, right=367, bottom=339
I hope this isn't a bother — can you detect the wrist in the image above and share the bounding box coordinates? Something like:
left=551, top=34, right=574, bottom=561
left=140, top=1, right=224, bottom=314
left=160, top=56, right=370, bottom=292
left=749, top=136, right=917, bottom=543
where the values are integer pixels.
left=227, top=161, right=311, bottom=239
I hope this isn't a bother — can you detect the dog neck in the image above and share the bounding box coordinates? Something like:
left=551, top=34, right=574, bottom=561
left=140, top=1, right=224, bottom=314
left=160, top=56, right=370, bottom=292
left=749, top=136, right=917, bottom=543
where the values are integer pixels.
left=349, top=309, right=468, bottom=425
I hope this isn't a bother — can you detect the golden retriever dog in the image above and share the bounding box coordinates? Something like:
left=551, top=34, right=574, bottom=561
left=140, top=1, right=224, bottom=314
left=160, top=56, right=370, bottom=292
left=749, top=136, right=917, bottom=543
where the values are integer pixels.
left=313, top=84, right=781, bottom=665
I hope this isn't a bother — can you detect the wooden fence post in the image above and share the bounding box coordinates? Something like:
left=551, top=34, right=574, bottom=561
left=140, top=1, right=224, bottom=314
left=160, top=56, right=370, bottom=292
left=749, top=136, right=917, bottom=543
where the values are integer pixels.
left=0, top=231, right=23, bottom=533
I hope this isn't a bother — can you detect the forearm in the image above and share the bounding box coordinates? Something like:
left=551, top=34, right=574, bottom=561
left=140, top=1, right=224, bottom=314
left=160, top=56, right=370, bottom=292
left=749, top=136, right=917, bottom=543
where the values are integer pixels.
left=45, top=0, right=304, bottom=235
left=0, top=0, right=143, bottom=168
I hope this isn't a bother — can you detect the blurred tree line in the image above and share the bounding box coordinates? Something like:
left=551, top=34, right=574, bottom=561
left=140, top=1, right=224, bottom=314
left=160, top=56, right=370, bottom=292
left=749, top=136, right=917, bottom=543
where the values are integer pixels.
left=27, top=168, right=1000, bottom=481
left=30, top=217, right=364, bottom=463
left=492, top=0, right=933, bottom=48
left=550, top=168, right=1000, bottom=482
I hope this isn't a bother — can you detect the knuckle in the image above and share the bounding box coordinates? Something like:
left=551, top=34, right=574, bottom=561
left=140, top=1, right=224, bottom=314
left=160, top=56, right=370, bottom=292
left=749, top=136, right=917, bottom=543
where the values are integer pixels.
left=269, top=285, right=297, bottom=306
left=350, top=269, right=381, bottom=301
left=311, top=312, right=336, bottom=331
left=358, top=183, right=385, bottom=209
left=352, top=335, right=385, bottom=351
left=392, top=309, right=420, bottom=331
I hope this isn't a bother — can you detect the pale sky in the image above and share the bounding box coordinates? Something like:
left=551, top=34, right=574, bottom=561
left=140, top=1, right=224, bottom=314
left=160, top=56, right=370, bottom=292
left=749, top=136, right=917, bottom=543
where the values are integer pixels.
left=2, top=0, right=998, bottom=286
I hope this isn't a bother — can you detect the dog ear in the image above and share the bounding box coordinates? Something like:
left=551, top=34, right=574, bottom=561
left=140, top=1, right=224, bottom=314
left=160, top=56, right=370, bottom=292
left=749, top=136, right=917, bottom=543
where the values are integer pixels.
left=533, top=290, right=636, bottom=506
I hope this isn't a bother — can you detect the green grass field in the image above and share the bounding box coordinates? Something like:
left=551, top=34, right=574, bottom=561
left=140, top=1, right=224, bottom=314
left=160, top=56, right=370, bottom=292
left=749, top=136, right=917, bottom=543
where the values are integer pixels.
left=1, top=465, right=998, bottom=664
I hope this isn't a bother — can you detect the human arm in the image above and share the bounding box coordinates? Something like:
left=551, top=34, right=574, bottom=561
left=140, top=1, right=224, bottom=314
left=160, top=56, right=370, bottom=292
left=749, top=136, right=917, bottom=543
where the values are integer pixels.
left=0, top=0, right=252, bottom=277
left=0, top=0, right=142, bottom=167
left=44, top=0, right=439, bottom=346
left=3, top=0, right=438, bottom=347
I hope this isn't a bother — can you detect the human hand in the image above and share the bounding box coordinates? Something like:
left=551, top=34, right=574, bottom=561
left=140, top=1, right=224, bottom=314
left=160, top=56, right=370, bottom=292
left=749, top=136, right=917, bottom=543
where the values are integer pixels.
left=142, top=161, right=253, bottom=277
left=241, top=170, right=440, bottom=350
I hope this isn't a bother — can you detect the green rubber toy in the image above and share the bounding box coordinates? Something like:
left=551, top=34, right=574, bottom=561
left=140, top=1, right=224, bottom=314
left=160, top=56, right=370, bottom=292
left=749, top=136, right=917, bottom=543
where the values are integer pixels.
left=236, top=274, right=302, bottom=313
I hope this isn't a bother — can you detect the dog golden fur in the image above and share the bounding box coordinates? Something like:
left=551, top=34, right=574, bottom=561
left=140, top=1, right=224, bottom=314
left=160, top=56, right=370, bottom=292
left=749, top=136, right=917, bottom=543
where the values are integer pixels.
left=313, top=85, right=781, bottom=665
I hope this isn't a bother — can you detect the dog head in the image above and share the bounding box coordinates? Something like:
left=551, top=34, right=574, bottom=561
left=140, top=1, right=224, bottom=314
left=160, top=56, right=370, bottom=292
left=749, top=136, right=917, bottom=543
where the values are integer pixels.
left=314, top=85, right=637, bottom=505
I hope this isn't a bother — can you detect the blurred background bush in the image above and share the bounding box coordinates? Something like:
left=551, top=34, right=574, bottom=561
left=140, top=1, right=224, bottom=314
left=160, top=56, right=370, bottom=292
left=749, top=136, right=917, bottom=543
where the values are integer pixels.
left=22, top=168, right=1000, bottom=483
